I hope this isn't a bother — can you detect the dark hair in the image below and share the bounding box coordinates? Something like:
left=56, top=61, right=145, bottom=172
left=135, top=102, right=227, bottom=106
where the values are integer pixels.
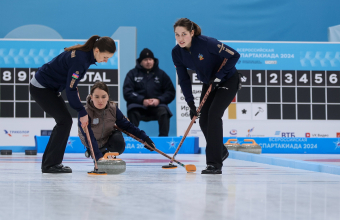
left=65, top=35, right=116, bottom=53
left=173, top=18, right=201, bottom=36
left=90, top=81, right=110, bottom=97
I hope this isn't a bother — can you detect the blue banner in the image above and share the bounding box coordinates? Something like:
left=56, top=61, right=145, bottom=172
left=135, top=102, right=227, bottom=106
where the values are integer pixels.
left=223, top=137, right=340, bottom=154
left=224, top=41, right=340, bottom=71
left=35, top=136, right=199, bottom=154
left=0, top=39, right=118, bottom=69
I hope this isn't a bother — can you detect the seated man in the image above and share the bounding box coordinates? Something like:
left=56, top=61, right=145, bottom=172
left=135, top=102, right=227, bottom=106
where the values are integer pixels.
left=123, top=48, right=175, bottom=136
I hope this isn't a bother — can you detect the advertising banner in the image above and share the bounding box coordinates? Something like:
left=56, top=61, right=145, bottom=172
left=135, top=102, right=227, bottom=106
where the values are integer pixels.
left=35, top=136, right=199, bottom=154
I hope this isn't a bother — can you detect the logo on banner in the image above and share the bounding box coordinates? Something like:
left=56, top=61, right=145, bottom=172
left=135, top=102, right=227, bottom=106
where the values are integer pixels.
left=4, top=130, right=29, bottom=137
left=4, top=130, right=12, bottom=137
left=167, top=138, right=178, bottom=149
left=311, top=134, right=329, bottom=138
left=66, top=139, right=75, bottom=148
left=230, top=129, right=237, bottom=136
left=334, top=139, right=340, bottom=150
left=241, top=109, right=247, bottom=114
left=305, top=133, right=329, bottom=138
left=337, top=133, right=340, bottom=138
left=247, top=127, right=254, bottom=137
left=281, top=132, right=295, bottom=137
left=275, top=131, right=295, bottom=137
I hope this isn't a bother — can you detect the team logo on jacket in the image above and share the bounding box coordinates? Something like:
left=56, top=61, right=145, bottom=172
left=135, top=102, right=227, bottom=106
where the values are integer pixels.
left=154, top=76, right=160, bottom=83
left=70, top=71, right=79, bottom=88
left=134, top=77, right=143, bottom=82
left=198, top=53, right=204, bottom=60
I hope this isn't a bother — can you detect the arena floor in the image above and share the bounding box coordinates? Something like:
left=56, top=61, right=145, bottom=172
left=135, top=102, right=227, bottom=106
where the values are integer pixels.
left=1, top=153, right=340, bottom=220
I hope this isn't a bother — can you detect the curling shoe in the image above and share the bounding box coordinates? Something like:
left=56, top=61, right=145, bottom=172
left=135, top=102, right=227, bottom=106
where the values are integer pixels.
left=201, top=165, right=222, bottom=174
left=42, top=164, right=72, bottom=173
left=222, top=146, right=229, bottom=162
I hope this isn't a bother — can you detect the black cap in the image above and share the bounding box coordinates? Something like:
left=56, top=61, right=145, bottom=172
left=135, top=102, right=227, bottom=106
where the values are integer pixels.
left=137, top=48, right=155, bottom=63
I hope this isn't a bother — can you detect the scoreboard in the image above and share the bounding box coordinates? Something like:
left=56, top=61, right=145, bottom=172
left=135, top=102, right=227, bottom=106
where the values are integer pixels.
left=0, top=68, right=118, bottom=118
left=176, top=41, right=340, bottom=147
left=237, top=70, right=340, bottom=120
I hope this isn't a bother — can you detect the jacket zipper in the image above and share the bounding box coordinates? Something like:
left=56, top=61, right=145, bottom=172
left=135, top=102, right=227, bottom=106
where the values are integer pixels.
left=188, top=50, right=207, bottom=83
left=100, top=110, right=105, bottom=148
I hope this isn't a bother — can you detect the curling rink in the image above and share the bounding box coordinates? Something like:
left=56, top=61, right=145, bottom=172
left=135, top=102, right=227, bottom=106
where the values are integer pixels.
left=1, top=153, right=340, bottom=220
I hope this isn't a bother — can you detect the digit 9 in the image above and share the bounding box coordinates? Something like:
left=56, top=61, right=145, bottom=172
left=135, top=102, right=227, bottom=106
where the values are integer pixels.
left=17, top=71, right=27, bottom=81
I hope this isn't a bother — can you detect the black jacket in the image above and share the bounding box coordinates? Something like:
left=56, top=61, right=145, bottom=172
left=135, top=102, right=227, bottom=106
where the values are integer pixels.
left=123, top=59, right=175, bottom=115
left=35, top=50, right=96, bottom=117
left=172, top=35, right=240, bottom=103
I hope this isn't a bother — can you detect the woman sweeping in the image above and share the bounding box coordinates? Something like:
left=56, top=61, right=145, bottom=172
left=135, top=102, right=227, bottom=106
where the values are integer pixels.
left=172, top=18, right=240, bottom=174
left=30, top=35, right=116, bottom=173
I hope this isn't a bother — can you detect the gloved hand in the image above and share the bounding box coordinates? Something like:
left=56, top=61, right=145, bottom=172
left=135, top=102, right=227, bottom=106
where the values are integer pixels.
left=187, top=101, right=198, bottom=121
left=144, top=136, right=156, bottom=151
left=209, top=78, right=221, bottom=91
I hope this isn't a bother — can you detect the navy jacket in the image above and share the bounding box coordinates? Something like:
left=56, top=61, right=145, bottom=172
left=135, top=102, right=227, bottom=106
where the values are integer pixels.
left=78, top=104, right=148, bottom=160
left=123, top=59, right=175, bottom=115
left=35, top=50, right=96, bottom=117
left=172, top=35, right=240, bottom=103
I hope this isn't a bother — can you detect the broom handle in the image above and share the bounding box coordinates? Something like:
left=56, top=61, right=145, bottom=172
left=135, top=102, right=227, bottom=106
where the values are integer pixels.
left=83, top=126, right=99, bottom=170
left=114, top=125, right=187, bottom=168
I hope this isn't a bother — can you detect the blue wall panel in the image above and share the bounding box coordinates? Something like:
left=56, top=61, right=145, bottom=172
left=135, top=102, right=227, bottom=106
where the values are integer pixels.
left=1, top=0, right=340, bottom=137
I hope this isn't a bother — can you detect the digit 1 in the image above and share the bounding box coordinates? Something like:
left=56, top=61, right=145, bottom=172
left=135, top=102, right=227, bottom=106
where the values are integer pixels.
left=256, top=73, right=261, bottom=83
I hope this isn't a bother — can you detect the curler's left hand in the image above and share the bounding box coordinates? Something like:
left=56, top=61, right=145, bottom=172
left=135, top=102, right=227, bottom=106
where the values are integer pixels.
left=144, top=137, right=156, bottom=151
left=80, top=114, right=89, bottom=128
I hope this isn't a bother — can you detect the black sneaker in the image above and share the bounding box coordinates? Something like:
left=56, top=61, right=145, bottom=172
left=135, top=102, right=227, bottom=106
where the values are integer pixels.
left=201, top=165, right=222, bottom=174
left=222, top=146, right=229, bottom=162
left=42, top=164, right=72, bottom=173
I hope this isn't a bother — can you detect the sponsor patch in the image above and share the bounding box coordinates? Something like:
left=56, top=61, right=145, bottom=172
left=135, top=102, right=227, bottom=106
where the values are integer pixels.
left=93, top=118, right=99, bottom=125
left=71, top=50, right=76, bottom=58
left=217, top=44, right=235, bottom=55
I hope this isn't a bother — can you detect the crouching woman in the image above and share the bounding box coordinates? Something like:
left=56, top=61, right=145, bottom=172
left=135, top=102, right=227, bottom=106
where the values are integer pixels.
left=78, top=81, right=155, bottom=160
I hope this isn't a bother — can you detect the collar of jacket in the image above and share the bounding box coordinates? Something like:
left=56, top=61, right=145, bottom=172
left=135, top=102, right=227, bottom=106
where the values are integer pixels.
left=179, top=35, right=204, bottom=54
left=89, top=50, right=97, bottom=66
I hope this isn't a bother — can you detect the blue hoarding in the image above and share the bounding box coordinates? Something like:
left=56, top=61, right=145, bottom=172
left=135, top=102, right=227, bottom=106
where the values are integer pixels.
left=0, top=39, right=119, bottom=69
left=224, top=41, right=340, bottom=71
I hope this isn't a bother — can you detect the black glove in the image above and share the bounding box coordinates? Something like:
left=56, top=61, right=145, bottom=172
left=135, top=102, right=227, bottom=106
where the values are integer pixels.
left=209, top=78, right=221, bottom=91
left=144, top=136, right=156, bottom=151
left=187, top=101, right=197, bottom=121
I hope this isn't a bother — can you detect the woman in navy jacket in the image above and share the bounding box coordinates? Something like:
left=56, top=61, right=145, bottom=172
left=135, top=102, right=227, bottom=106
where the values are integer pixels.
left=172, top=18, right=240, bottom=174
left=30, top=35, right=116, bottom=173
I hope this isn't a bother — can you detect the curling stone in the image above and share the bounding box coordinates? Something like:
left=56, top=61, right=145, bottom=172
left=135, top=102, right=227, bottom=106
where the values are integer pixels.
left=224, top=139, right=241, bottom=151
left=1, top=150, right=12, bottom=155
left=97, top=152, right=126, bottom=175
left=238, top=139, right=262, bottom=154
